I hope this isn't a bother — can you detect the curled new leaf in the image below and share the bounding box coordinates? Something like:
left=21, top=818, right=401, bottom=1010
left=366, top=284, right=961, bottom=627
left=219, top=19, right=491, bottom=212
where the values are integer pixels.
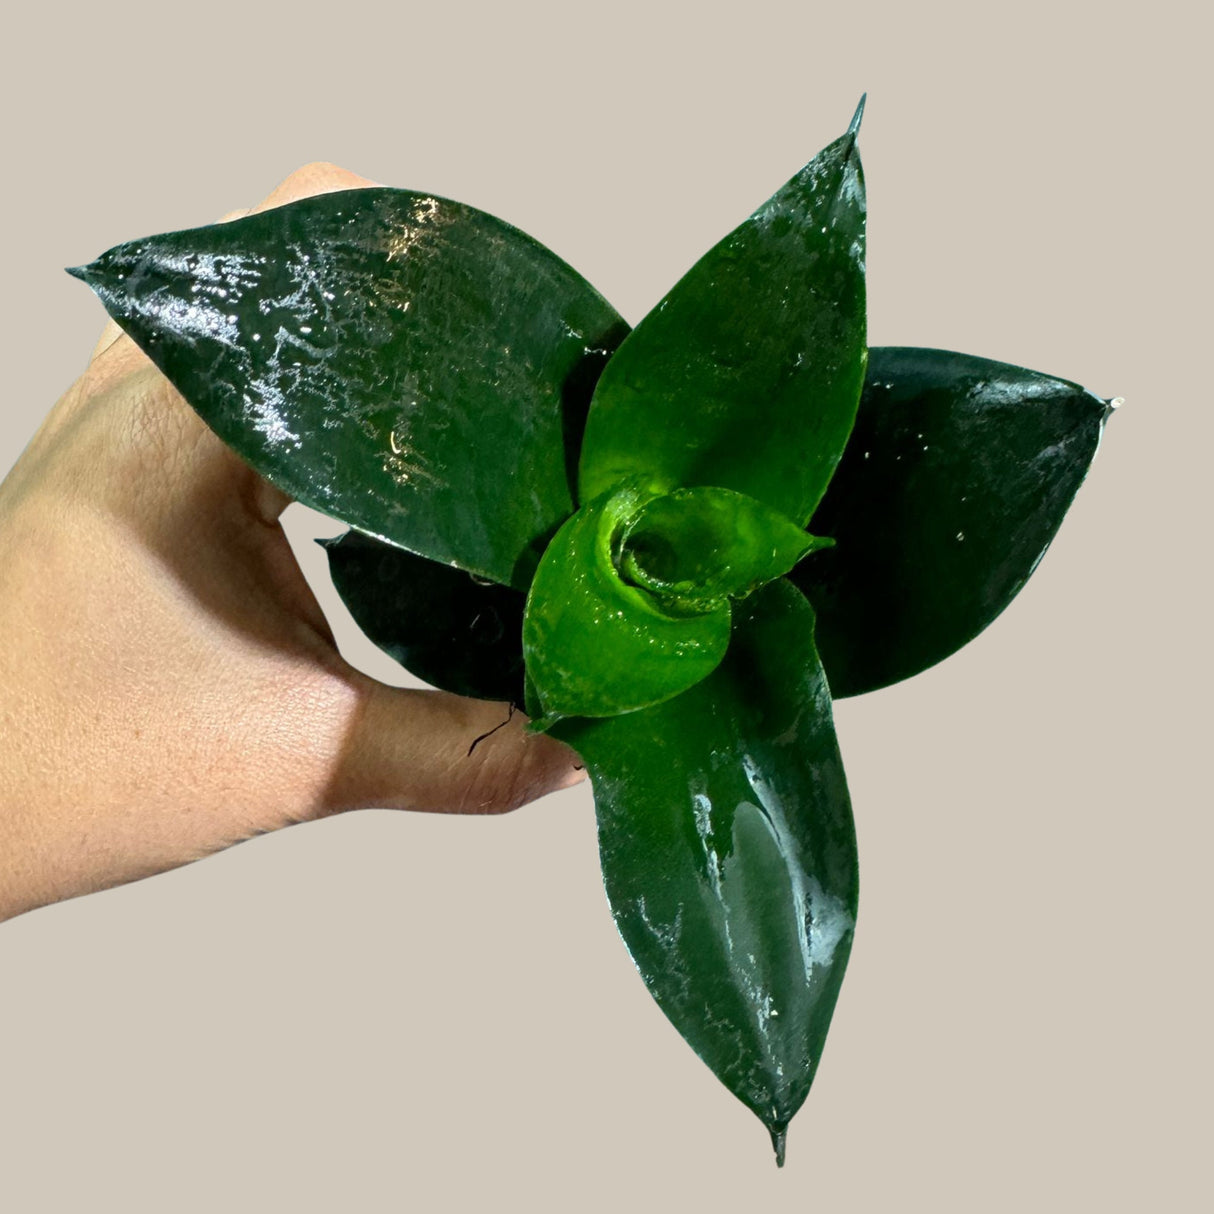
left=69, top=189, right=628, bottom=590
left=522, top=483, right=732, bottom=722
left=619, top=486, right=829, bottom=611
left=794, top=347, right=1113, bottom=697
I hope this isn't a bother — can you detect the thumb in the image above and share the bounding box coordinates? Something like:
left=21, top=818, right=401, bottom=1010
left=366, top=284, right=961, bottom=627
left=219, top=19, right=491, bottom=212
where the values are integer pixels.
left=321, top=676, right=584, bottom=817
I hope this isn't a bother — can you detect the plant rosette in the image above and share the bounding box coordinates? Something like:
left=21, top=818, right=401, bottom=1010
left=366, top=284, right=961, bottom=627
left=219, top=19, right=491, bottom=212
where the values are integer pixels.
left=69, top=97, right=1113, bottom=1165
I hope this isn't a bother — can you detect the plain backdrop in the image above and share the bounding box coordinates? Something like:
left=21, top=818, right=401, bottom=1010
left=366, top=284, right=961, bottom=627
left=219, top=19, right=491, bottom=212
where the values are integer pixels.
left=1, top=2, right=1208, bottom=1210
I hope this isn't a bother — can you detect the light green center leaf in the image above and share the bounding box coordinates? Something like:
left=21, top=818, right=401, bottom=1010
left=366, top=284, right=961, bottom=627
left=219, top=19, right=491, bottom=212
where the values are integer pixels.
left=619, top=486, right=831, bottom=611
left=522, top=483, right=733, bottom=723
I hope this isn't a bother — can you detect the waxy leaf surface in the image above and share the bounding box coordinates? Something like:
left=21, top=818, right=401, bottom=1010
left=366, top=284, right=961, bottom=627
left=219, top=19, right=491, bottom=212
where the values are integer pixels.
left=523, top=484, right=731, bottom=721
left=796, top=347, right=1113, bottom=698
left=553, top=580, right=858, bottom=1157
left=578, top=105, right=867, bottom=526
left=71, top=189, right=628, bottom=590
left=322, top=529, right=525, bottom=706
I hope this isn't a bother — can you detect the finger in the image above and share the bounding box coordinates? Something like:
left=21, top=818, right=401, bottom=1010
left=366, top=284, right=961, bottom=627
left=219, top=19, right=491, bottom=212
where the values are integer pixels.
left=88, top=319, right=126, bottom=364
left=251, top=162, right=381, bottom=214
left=323, top=678, right=585, bottom=817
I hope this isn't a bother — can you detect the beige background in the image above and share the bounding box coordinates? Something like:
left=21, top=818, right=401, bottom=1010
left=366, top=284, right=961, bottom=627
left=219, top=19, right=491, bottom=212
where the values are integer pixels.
left=1, top=1, right=1208, bottom=1210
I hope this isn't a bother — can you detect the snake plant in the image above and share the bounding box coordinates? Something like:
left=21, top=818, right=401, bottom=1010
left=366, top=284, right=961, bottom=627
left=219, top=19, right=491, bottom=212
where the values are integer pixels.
left=68, top=97, right=1113, bottom=1164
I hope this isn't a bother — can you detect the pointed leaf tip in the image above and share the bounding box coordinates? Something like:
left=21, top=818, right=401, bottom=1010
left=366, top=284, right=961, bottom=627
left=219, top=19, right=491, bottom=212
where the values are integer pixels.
left=848, top=93, right=867, bottom=136
left=770, top=1125, right=788, bottom=1168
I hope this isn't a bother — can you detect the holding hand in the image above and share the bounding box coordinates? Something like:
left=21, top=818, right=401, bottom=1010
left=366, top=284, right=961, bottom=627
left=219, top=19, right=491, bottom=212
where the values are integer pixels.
left=0, top=163, right=581, bottom=923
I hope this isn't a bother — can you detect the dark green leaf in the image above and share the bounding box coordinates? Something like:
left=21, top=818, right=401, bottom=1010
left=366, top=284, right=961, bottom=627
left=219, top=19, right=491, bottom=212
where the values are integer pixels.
left=552, top=580, right=857, bottom=1159
left=619, top=486, right=830, bottom=611
left=69, top=189, right=629, bottom=590
left=795, top=347, right=1114, bottom=698
left=322, top=529, right=525, bottom=706
left=578, top=100, right=867, bottom=526
left=522, top=483, right=731, bottom=722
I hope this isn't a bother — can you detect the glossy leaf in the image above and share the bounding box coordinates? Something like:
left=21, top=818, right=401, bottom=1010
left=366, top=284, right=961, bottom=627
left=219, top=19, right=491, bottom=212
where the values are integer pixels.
left=62, top=116, right=1117, bottom=1166
left=552, top=579, right=857, bottom=1162
left=322, top=529, right=525, bottom=706
left=522, top=483, right=732, bottom=722
left=795, top=347, right=1114, bottom=698
left=578, top=99, right=867, bottom=526
left=619, top=486, right=831, bottom=612
left=69, top=189, right=629, bottom=590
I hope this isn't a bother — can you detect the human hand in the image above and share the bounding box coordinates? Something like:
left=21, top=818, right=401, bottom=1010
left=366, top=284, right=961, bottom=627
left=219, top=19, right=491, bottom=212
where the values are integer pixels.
left=0, top=163, right=583, bottom=923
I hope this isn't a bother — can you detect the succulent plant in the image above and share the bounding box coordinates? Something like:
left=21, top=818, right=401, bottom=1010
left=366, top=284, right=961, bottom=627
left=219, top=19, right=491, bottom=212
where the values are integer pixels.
left=69, top=97, right=1112, bottom=1164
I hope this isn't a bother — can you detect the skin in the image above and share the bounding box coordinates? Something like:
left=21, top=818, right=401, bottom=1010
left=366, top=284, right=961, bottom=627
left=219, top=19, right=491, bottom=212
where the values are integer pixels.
left=0, top=162, right=583, bottom=923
